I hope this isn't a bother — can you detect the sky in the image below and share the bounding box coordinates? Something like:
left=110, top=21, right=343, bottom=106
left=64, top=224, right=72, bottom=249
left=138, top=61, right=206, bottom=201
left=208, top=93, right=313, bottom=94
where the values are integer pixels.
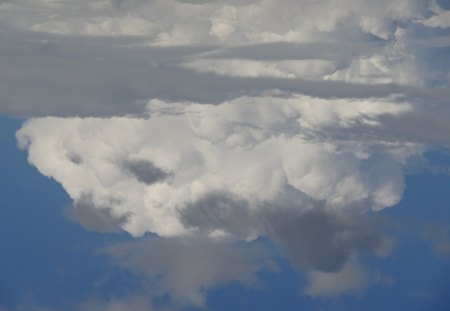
left=1, top=0, right=450, bottom=310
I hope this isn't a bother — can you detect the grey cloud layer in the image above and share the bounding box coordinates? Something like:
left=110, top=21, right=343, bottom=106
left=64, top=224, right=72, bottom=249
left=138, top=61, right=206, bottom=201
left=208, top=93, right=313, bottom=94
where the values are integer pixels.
left=1, top=0, right=450, bottom=118
left=3, top=31, right=447, bottom=118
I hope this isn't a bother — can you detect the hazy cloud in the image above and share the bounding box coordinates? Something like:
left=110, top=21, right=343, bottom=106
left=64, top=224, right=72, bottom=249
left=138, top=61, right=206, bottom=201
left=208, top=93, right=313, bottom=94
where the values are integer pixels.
left=0, top=296, right=158, bottom=311
left=304, top=257, right=367, bottom=297
left=424, top=224, right=450, bottom=257
left=104, top=238, right=273, bottom=306
left=180, top=192, right=390, bottom=275
left=79, top=296, right=156, bottom=311
left=262, top=208, right=382, bottom=272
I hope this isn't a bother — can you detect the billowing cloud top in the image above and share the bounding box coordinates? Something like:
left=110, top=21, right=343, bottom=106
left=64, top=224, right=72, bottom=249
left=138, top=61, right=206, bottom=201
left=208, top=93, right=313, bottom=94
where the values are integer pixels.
left=5, top=0, right=450, bottom=296
left=17, top=96, right=418, bottom=238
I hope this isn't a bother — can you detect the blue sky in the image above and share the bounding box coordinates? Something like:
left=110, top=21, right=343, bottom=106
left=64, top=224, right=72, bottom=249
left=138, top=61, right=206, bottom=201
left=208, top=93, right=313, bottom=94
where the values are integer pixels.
left=1, top=1, right=450, bottom=310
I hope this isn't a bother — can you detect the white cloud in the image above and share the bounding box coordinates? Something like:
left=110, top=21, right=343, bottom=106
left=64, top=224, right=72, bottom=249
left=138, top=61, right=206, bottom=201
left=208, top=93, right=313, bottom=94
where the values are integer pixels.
left=14, top=94, right=411, bottom=288
left=16, top=95, right=420, bottom=238
left=421, top=1, right=450, bottom=29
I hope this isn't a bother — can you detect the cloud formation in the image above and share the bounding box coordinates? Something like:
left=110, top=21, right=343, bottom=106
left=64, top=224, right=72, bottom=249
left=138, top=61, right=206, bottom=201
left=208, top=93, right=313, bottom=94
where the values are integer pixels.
left=104, top=238, right=272, bottom=306
left=5, top=0, right=450, bottom=304
left=304, top=257, right=367, bottom=298
left=0, top=0, right=449, bottom=117
left=16, top=95, right=418, bottom=237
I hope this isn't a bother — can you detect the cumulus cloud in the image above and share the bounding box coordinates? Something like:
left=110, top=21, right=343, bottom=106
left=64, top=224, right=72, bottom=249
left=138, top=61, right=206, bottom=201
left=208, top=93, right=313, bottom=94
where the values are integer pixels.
left=5, top=0, right=450, bottom=304
left=15, top=94, right=404, bottom=295
left=16, top=95, right=420, bottom=238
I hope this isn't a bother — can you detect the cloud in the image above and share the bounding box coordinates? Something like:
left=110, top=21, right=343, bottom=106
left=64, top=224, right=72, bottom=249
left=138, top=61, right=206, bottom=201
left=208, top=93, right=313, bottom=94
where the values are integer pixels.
left=179, top=191, right=256, bottom=239
left=261, top=208, right=383, bottom=273
left=3, top=305, right=58, bottom=311
left=3, top=29, right=447, bottom=118
left=303, top=257, right=397, bottom=298
left=103, top=238, right=273, bottom=306
left=0, top=237, right=273, bottom=310
left=13, top=93, right=412, bottom=285
left=179, top=192, right=396, bottom=277
left=16, top=94, right=419, bottom=237
left=0, top=296, right=158, bottom=311
left=424, top=224, right=450, bottom=257
left=0, top=0, right=449, bottom=118
left=421, top=1, right=450, bottom=28
left=5, top=0, right=450, bottom=306
left=66, top=192, right=130, bottom=233
left=304, top=257, right=367, bottom=298
left=123, top=159, right=170, bottom=185
left=0, top=0, right=428, bottom=42
left=179, top=191, right=390, bottom=270
left=79, top=296, right=156, bottom=311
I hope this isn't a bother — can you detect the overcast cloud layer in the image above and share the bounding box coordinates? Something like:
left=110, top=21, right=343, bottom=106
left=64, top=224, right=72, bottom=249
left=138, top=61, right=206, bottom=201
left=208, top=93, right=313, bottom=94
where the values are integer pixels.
left=3, top=0, right=450, bottom=307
